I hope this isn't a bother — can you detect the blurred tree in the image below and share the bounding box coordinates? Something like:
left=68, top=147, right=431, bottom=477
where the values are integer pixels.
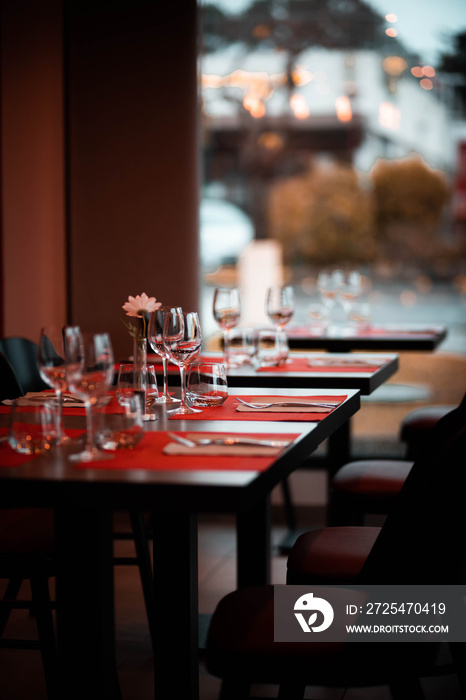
left=201, top=0, right=407, bottom=57
left=370, top=156, right=451, bottom=262
left=267, top=161, right=377, bottom=264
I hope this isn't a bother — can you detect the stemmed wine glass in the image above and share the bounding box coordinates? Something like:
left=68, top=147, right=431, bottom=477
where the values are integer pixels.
left=162, top=310, right=202, bottom=416
left=64, top=328, right=115, bottom=462
left=212, top=287, right=241, bottom=368
left=265, top=285, right=294, bottom=331
left=147, top=306, right=181, bottom=405
left=340, top=270, right=362, bottom=312
left=38, top=325, right=80, bottom=445
left=316, top=270, right=341, bottom=311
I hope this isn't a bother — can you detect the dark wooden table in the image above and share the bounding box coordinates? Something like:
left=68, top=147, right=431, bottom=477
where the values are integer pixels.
left=0, top=387, right=360, bottom=700
left=286, top=324, right=447, bottom=352
left=224, top=351, right=399, bottom=394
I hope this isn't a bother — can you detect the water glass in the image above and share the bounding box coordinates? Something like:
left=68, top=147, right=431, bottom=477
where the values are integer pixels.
left=226, top=327, right=256, bottom=367
left=8, top=400, right=58, bottom=455
left=117, top=363, right=158, bottom=409
left=254, top=329, right=289, bottom=367
left=308, top=303, right=329, bottom=335
left=348, top=300, right=372, bottom=333
left=187, top=362, right=228, bottom=407
left=95, top=396, right=144, bottom=450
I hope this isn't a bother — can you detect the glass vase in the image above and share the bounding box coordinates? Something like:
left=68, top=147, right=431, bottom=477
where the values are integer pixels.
left=133, top=336, right=147, bottom=410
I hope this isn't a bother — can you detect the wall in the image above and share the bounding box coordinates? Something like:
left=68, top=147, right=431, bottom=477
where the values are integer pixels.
left=1, top=0, right=201, bottom=362
left=66, top=1, right=200, bottom=360
left=1, top=0, right=66, bottom=339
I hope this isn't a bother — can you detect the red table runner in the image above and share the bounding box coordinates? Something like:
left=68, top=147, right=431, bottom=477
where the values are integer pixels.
left=75, top=430, right=298, bottom=472
left=168, top=394, right=346, bottom=422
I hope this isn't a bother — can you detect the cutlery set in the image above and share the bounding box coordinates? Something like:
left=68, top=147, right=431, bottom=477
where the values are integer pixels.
left=235, top=397, right=338, bottom=410
left=166, top=397, right=340, bottom=450
left=167, top=432, right=290, bottom=449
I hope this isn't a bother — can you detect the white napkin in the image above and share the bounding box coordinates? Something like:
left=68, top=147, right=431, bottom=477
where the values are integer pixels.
left=163, top=442, right=282, bottom=456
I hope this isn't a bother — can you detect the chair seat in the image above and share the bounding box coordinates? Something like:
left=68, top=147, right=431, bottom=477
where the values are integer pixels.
left=332, top=459, right=413, bottom=497
left=287, top=526, right=381, bottom=584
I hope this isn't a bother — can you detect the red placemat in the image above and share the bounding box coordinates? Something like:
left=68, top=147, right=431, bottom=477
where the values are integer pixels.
left=256, top=357, right=382, bottom=373
left=0, top=428, right=85, bottom=468
left=74, top=430, right=298, bottom=472
left=168, top=394, right=346, bottom=422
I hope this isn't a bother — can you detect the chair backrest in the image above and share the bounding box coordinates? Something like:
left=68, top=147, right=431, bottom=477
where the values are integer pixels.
left=359, top=394, right=466, bottom=584
left=0, top=337, right=49, bottom=393
left=0, top=351, right=24, bottom=400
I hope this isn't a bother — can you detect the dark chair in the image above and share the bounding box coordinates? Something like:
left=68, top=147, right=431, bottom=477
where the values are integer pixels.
left=329, top=458, right=413, bottom=524
left=205, top=407, right=466, bottom=699
left=0, top=337, right=155, bottom=648
left=328, top=396, right=465, bottom=525
left=0, top=508, right=154, bottom=698
left=0, top=337, right=49, bottom=393
left=0, top=351, right=24, bottom=401
left=0, top=509, right=58, bottom=699
left=400, top=404, right=455, bottom=459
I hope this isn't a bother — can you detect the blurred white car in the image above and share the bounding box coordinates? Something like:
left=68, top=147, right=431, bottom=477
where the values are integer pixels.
left=200, top=198, right=254, bottom=269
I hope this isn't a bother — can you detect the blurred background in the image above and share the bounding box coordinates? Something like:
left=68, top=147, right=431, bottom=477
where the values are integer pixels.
left=197, top=0, right=466, bottom=488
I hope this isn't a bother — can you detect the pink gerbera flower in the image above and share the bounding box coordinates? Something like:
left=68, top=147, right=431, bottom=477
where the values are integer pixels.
left=122, top=293, right=161, bottom=318
left=122, top=293, right=162, bottom=340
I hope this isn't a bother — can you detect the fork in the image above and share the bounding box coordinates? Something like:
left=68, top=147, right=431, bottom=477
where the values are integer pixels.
left=167, top=432, right=290, bottom=448
left=235, top=398, right=338, bottom=410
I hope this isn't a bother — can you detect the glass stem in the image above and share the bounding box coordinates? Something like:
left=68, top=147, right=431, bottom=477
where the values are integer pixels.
left=55, top=389, right=65, bottom=440
left=84, top=400, right=95, bottom=453
left=179, top=365, right=187, bottom=407
left=223, top=329, right=230, bottom=366
left=162, top=356, right=169, bottom=398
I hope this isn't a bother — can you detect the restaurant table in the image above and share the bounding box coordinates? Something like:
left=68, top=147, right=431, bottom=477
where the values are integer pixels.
left=286, top=323, right=447, bottom=352
left=148, top=351, right=398, bottom=484
left=0, top=387, right=359, bottom=700
left=220, top=352, right=399, bottom=539
left=206, top=352, right=398, bottom=466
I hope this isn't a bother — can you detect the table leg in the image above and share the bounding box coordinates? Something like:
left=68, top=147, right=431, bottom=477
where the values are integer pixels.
left=55, top=508, right=121, bottom=700
left=151, top=510, right=199, bottom=700
left=236, top=497, right=271, bottom=588
left=327, top=420, right=352, bottom=525
left=327, top=419, right=351, bottom=477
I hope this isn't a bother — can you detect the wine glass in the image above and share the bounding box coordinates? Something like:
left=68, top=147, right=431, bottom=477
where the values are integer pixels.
left=341, top=270, right=362, bottom=312
left=317, top=270, right=340, bottom=310
left=212, top=287, right=241, bottom=368
left=147, top=306, right=181, bottom=405
left=38, top=325, right=80, bottom=445
left=64, top=329, right=115, bottom=462
left=162, top=310, right=202, bottom=416
left=265, top=286, right=294, bottom=331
